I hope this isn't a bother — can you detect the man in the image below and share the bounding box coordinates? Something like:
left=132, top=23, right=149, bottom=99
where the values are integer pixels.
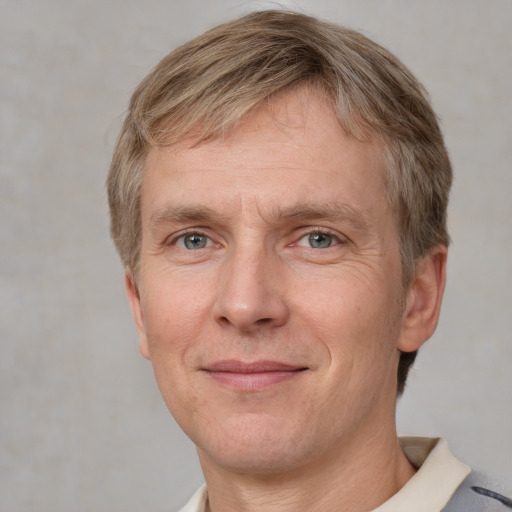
left=107, top=10, right=511, bottom=512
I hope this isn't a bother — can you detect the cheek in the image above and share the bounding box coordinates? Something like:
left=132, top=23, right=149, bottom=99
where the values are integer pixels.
left=140, top=277, right=211, bottom=367
left=294, top=272, right=383, bottom=335
left=295, top=270, right=402, bottom=371
left=140, top=287, right=206, bottom=424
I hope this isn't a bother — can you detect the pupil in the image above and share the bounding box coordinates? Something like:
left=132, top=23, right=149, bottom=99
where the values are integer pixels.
left=309, top=233, right=332, bottom=248
left=185, top=234, right=206, bottom=249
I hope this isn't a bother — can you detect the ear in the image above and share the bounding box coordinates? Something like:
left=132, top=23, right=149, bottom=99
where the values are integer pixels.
left=124, top=269, right=151, bottom=360
left=397, top=245, right=447, bottom=353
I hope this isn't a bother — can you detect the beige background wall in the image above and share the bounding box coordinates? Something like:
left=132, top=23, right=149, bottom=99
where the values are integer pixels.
left=1, top=1, right=511, bottom=510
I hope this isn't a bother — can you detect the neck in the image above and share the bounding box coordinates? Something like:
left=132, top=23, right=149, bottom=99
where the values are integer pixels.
left=199, top=422, right=416, bottom=512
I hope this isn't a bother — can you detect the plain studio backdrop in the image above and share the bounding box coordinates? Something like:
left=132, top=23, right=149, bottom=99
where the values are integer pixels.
left=1, top=1, right=511, bottom=511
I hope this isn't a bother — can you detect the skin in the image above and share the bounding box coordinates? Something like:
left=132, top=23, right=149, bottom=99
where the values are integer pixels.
left=126, top=87, right=447, bottom=512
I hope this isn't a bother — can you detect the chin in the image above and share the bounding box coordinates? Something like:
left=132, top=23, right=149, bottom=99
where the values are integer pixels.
left=194, top=414, right=325, bottom=476
left=199, top=443, right=310, bottom=476
left=197, top=422, right=342, bottom=476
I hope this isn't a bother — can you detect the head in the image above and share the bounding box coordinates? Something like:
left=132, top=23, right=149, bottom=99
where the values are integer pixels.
left=108, top=10, right=451, bottom=394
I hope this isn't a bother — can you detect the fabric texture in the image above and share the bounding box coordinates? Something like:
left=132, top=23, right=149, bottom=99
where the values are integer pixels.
left=442, top=471, right=512, bottom=511
left=373, top=437, right=470, bottom=511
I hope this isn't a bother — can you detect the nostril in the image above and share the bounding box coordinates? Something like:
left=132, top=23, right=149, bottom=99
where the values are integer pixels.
left=217, top=316, right=231, bottom=326
left=212, top=269, right=290, bottom=330
left=255, top=318, right=273, bottom=324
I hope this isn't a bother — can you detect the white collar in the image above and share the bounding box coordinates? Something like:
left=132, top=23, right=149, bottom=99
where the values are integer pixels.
left=178, top=437, right=471, bottom=512
left=372, top=437, right=471, bottom=512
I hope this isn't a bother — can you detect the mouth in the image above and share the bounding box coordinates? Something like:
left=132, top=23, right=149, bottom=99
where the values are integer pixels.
left=203, top=360, right=308, bottom=390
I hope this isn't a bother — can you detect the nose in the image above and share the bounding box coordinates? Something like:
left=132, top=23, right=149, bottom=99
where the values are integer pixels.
left=212, top=245, right=289, bottom=333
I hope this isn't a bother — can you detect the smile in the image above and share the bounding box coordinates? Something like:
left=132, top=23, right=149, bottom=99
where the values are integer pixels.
left=203, top=360, right=308, bottom=391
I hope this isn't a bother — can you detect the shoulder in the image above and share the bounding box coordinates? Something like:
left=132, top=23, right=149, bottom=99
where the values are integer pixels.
left=442, top=470, right=512, bottom=511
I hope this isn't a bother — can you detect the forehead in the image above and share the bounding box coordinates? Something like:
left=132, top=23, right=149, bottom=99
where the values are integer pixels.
left=141, top=88, right=388, bottom=223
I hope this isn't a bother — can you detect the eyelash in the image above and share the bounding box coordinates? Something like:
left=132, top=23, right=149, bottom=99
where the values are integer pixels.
left=168, top=227, right=345, bottom=251
left=170, top=230, right=215, bottom=250
left=294, top=229, right=344, bottom=249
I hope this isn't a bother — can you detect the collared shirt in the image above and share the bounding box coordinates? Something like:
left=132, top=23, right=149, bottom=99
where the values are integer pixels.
left=177, top=437, right=471, bottom=512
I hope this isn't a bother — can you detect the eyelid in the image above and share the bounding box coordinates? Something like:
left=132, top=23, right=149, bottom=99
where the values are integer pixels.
left=167, top=229, right=215, bottom=248
left=165, top=226, right=347, bottom=250
left=293, top=227, right=347, bottom=247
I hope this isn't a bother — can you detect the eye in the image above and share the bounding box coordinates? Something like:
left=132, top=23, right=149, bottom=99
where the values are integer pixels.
left=175, top=232, right=213, bottom=250
left=297, top=231, right=340, bottom=249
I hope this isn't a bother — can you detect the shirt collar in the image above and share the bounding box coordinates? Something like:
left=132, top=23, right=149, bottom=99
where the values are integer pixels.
left=178, top=438, right=471, bottom=512
left=372, top=437, right=471, bottom=512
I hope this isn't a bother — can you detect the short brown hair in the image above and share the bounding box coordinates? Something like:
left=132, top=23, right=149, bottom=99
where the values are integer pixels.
left=107, top=10, right=452, bottom=394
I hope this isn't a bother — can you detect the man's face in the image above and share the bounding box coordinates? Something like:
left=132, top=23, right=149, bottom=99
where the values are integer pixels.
left=127, top=88, right=425, bottom=474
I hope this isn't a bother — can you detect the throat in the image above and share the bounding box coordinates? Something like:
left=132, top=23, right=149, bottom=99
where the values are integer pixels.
left=199, top=435, right=416, bottom=512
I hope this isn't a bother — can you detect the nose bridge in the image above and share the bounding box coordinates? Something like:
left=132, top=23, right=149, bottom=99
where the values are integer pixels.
left=213, top=237, right=288, bottom=331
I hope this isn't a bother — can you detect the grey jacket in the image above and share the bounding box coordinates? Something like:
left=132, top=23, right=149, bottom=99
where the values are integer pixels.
left=443, top=471, right=512, bottom=511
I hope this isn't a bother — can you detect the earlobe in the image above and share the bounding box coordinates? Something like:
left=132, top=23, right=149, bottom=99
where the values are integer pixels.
left=397, top=245, right=447, bottom=353
left=124, top=269, right=151, bottom=360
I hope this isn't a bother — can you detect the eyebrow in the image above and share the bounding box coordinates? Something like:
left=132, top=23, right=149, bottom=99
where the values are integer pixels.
left=149, top=205, right=229, bottom=230
left=148, top=201, right=371, bottom=232
left=271, top=202, right=371, bottom=231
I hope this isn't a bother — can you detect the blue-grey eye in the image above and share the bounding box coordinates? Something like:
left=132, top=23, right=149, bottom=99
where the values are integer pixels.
left=183, top=233, right=209, bottom=249
left=308, top=232, right=334, bottom=248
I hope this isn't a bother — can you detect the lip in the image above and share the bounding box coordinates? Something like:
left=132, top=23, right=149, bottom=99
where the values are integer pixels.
left=203, top=360, right=307, bottom=390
